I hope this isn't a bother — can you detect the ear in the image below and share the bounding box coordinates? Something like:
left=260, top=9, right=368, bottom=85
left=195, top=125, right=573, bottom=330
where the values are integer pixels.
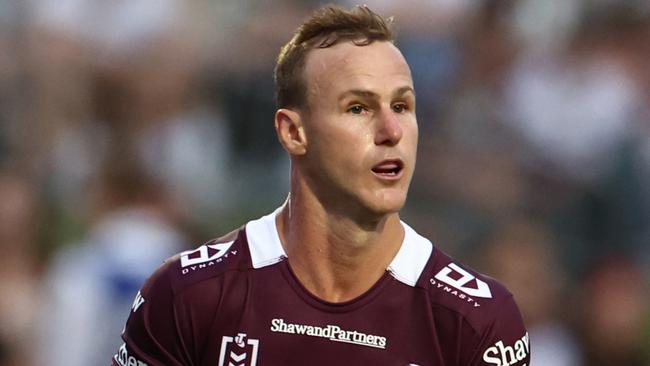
left=275, top=108, right=307, bottom=155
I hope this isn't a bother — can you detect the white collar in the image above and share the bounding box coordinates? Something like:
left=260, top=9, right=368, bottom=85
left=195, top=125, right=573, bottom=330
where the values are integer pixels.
left=386, top=222, right=433, bottom=286
left=245, top=208, right=433, bottom=287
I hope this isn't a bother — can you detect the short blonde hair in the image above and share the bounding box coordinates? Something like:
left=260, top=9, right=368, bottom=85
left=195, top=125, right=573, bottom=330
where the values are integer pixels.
left=274, top=5, right=395, bottom=110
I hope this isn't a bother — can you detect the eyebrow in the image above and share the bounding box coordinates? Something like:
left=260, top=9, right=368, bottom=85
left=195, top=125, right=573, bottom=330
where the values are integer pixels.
left=394, top=86, right=416, bottom=98
left=338, top=86, right=415, bottom=101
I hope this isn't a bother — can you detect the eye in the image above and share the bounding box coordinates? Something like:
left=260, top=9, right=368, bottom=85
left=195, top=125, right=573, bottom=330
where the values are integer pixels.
left=392, top=103, right=408, bottom=113
left=347, top=105, right=366, bottom=114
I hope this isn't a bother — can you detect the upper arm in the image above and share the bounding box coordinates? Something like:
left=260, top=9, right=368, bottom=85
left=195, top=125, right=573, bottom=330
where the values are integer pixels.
left=112, top=264, right=193, bottom=366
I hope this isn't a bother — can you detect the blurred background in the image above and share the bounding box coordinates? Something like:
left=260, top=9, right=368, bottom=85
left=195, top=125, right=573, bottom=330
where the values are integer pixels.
left=0, top=0, right=648, bottom=365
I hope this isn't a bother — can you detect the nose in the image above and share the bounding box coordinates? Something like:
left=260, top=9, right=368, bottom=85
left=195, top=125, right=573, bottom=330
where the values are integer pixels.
left=374, top=108, right=403, bottom=146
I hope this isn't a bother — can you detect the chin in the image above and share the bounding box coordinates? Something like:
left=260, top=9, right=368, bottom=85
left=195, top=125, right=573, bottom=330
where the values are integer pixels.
left=365, top=189, right=408, bottom=215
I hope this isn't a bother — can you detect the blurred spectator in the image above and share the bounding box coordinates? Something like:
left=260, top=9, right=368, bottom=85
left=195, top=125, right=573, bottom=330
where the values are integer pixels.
left=507, top=1, right=650, bottom=277
left=26, top=0, right=235, bottom=232
left=37, top=147, right=186, bottom=366
left=503, top=34, right=641, bottom=184
left=477, top=219, right=581, bottom=366
left=0, top=173, right=41, bottom=366
left=90, top=40, right=233, bottom=229
left=576, top=256, right=650, bottom=365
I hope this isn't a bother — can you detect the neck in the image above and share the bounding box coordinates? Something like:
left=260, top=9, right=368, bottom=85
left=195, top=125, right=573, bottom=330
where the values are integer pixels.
left=276, top=183, right=404, bottom=303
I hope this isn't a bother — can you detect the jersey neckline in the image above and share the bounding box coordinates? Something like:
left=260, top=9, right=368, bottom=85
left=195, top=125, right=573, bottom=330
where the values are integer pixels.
left=244, top=206, right=434, bottom=288
left=278, top=259, right=394, bottom=313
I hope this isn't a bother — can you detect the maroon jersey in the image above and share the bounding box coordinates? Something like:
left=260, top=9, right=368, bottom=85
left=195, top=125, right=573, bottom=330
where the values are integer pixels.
left=113, top=209, right=530, bottom=366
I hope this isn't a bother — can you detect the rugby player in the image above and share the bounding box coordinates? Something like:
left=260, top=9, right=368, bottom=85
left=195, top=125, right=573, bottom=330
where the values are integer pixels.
left=112, top=5, right=530, bottom=366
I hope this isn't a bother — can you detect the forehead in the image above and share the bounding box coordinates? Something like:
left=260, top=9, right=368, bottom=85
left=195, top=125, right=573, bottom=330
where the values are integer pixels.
left=303, top=41, right=413, bottom=97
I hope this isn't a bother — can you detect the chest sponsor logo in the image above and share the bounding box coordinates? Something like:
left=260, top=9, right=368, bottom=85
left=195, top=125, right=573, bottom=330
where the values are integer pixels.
left=180, top=241, right=236, bottom=274
left=270, top=318, right=387, bottom=349
left=482, top=332, right=530, bottom=366
left=114, top=343, right=148, bottom=366
left=218, top=333, right=259, bottom=366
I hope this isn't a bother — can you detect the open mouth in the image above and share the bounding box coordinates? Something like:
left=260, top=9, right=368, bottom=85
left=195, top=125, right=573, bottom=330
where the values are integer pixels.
left=371, top=159, right=404, bottom=178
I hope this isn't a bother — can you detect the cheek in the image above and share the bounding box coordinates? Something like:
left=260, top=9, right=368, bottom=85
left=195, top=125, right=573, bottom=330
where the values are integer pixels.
left=325, top=140, right=367, bottom=169
left=403, top=122, right=419, bottom=156
left=321, top=136, right=371, bottom=180
left=307, top=127, right=351, bottom=161
left=310, top=121, right=370, bottom=155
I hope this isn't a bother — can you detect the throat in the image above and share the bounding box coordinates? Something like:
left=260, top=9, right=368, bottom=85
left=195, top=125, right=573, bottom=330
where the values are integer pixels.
left=288, top=259, right=390, bottom=303
left=277, top=207, right=404, bottom=303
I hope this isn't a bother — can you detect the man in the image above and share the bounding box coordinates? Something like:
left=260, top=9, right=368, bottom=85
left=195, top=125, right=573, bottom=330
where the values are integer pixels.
left=113, top=5, right=530, bottom=366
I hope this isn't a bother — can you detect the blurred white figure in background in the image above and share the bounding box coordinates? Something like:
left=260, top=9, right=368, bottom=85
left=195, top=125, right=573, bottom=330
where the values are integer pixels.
left=38, top=208, right=185, bottom=366
left=37, top=151, right=186, bottom=366
left=503, top=0, right=647, bottom=184
left=504, top=52, right=641, bottom=183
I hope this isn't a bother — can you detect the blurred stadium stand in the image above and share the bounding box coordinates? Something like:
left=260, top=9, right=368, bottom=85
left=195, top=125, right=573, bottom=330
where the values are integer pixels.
left=0, top=0, right=647, bottom=365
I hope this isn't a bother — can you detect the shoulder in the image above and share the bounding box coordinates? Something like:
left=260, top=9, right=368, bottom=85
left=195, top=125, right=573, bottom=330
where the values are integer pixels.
left=131, top=226, right=249, bottom=312
left=139, top=205, right=288, bottom=309
left=157, top=207, right=286, bottom=295
left=114, top=209, right=289, bottom=365
left=420, top=248, right=514, bottom=326
left=393, top=222, right=515, bottom=323
left=402, top=224, right=530, bottom=365
left=115, top=226, right=256, bottom=365
left=421, top=250, right=530, bottom=365
left=130, top=226, right=254, bottom=317
left=164, top=228, right=250, bottom=292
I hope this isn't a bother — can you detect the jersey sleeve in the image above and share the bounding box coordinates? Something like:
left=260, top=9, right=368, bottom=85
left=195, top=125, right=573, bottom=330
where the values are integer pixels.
left=111, top=262, right=192, bottom=366
left=468, top=295, right=530, bottom=366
